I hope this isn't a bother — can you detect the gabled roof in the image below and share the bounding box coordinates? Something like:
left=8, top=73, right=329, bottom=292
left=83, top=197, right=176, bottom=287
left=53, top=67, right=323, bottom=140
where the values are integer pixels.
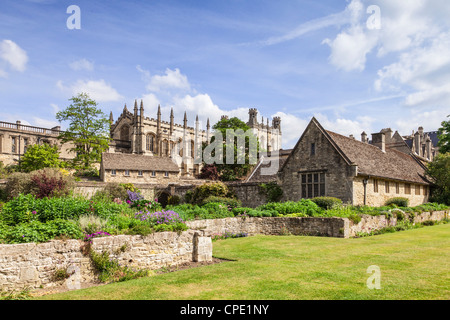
left=101, top=153, right=179, bottom=172
left=280, top=117, right=429, bottom=185
left=246, top=156, right=287, bottom=183
left=326, top=131, right=429, bottom=184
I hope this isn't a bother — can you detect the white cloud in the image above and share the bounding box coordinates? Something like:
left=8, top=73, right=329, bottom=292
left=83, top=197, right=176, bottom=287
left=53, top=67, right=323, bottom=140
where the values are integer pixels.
left=315, top=113, right=375, bottom=138
left=395, top=109, right=448, bottom=135
left=69, top=59, right=94, bottom=71
left=0, top=40, right=28, bottom=76
left=323, top=25, right=378, bottom=72
left=32, top=117, right=59, bottom=128
left=139, top=67, right=190, bottom=93
left=270, top=111, right=309, bottom=149
left=57, top=79, right=123, bottom=102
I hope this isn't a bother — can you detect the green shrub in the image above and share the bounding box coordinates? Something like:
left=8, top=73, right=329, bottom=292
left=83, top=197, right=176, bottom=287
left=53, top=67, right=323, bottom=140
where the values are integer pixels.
left=385, top=197, right=409, bottom=207
left=259, top=182, right=283, bottom=203
left=257, top=199, right=320, bottom=216
left=74, top=167, right=99, bottom=178
left=201, top=196, right=242, bottom=209
left=4, top=172, right=32, bottom=200
left=348, top=214, right=362, bottom=224
left=3, top=219, right=83, bottom=244
left=167, top=195, right=181, bottom=206
left=392, top=209, right=405, bottom=221
left=47, top=219, right=84, bottom=239
left=0, top=194, right=128, bottom=226
left=93, top=183, right=128, bottom=202
left=189, top=182, right=230, bottom=204
left=311, top=197, right=343, bottom=210
left=77, top=214, right=109, bottom=234
left=125, top=224, right=154, bottom=236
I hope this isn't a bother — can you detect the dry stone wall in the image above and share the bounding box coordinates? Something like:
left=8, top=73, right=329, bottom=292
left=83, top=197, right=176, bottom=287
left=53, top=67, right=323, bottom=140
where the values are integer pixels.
left=0, top=230, right=212, bottom=292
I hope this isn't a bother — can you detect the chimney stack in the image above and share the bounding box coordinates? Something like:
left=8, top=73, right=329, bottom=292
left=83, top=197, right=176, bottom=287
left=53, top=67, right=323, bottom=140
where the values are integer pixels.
left=414, top=131, right=421, bottom=156
left=361, top=131, right=368, bottom=143
left=371, top=132, right=386, bottom=152
left=425, top=135, right=432, bottom=160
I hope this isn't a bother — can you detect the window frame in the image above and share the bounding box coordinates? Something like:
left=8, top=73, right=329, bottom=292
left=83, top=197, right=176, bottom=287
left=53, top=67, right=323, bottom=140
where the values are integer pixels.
left=300, top=171, right=325, bottom=199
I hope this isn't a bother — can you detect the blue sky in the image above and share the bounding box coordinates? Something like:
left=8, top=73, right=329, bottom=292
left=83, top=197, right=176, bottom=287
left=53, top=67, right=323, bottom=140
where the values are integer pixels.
left=1, top=0, right=449, bottom=148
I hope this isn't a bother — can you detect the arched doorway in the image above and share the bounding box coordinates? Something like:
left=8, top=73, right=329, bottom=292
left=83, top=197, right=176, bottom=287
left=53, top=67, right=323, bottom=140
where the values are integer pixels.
left=156, top=191, right=171, bottom=208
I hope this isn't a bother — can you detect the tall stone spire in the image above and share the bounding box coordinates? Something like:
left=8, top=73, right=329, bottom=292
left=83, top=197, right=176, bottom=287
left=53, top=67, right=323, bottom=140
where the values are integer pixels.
left=183, top=111, right=187, bottom=129
left=206, top=118, right=210, bottom=143
left=109, top=111, right=113, bottom=123
left=170, top=107, right=174, bottom=135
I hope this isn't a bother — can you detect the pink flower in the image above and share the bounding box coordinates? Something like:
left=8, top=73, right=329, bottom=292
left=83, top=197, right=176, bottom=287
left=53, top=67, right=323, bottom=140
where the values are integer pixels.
left=32, top=211, right=37, bottom=215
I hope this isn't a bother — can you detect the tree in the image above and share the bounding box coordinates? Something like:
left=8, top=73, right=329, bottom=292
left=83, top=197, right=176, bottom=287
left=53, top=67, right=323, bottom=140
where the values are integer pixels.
left=56, top=93, right=110, bottom=170
left=204, top=117, right=259, bottom=181
left=437, top=114, right=450, bottom=154
left=20, top=143, right=61, bottom=172
left=426, top=153, right=450, bottom=205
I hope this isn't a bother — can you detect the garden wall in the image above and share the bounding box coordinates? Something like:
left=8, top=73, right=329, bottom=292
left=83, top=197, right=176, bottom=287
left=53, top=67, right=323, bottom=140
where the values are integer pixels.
left=186, top=210, right=449, bottom=239
left=226, top=182, right=267, bottom=208
left=187, top=216, right=347, bottom=238
left=346, top=210, right=449, bottom=238
left=0, top=230, right=212, bottom=292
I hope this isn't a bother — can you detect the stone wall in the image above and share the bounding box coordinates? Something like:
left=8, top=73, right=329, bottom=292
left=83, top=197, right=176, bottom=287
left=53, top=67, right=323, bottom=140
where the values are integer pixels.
left=344, top=210, right=448, bottom=238
left=187, top=217, right=347, bottom=238
left=226, top=182, right=267, bottom=208
left=0, top=230, right=212, bottom=292
left=186, top=210, right=449, bottom=240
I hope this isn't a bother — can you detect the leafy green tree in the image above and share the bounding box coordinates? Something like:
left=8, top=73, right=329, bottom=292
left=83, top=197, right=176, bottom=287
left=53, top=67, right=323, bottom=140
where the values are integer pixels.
left=204, top=117, right=259, bottom=181
left=438, top=115, right=450, bottom=154
left=20, top=143, right=61, bottom=172
left=56, top=93, right=110, bottom=170
left=426, top=153, right=450, bottom=205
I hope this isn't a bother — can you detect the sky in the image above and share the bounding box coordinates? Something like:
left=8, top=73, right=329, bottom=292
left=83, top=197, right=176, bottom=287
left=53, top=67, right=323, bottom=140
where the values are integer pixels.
left=1, top=0, right=449, bottom=149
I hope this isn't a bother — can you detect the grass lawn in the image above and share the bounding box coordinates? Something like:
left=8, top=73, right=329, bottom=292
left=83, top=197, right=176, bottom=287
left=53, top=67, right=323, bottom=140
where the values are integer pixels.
left=36, top=223, right=450, bottom=300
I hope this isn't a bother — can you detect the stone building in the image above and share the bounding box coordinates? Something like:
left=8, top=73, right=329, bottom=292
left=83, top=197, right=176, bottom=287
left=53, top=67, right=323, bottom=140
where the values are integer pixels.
left=107, top=101, right=283, bottom=180
left=278, top=117, right=430, bottom=207
left=99, top=152, right=180, bottom=184
left=0, top=120, right=74, bottom=166
left=402, top=127, right=439, bottom=162
left=247, top=108, right=282, bottom=152
left=109, top=101, right=210, bottom=177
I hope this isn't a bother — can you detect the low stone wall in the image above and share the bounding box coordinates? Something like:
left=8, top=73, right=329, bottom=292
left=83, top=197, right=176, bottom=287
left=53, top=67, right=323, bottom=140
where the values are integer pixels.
left=0, top=230, right=212, bottom=292
left=187, top=217, right=347, bottom=238
left=226, top=182, right=267, bottom=208
left=187, top=210, right=449, bottom=239
left=346, top=210, right=449, bottom=238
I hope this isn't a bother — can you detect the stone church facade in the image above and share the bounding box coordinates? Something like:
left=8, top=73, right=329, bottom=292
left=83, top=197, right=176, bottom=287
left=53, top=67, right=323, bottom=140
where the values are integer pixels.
left=106, top=101, right=282, bottom=179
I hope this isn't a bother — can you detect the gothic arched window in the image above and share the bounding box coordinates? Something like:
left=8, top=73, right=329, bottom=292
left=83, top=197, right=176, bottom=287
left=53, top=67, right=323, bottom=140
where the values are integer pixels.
left=120, top=125, right=130, bottom=141
left=146, top=134, right=155, bottom=152
left=162, top=139, right=169, bottom=156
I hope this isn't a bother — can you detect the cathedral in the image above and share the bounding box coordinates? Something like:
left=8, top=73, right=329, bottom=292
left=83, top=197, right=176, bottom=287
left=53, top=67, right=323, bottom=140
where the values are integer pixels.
left=107, top=100, right=282, bottom=177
